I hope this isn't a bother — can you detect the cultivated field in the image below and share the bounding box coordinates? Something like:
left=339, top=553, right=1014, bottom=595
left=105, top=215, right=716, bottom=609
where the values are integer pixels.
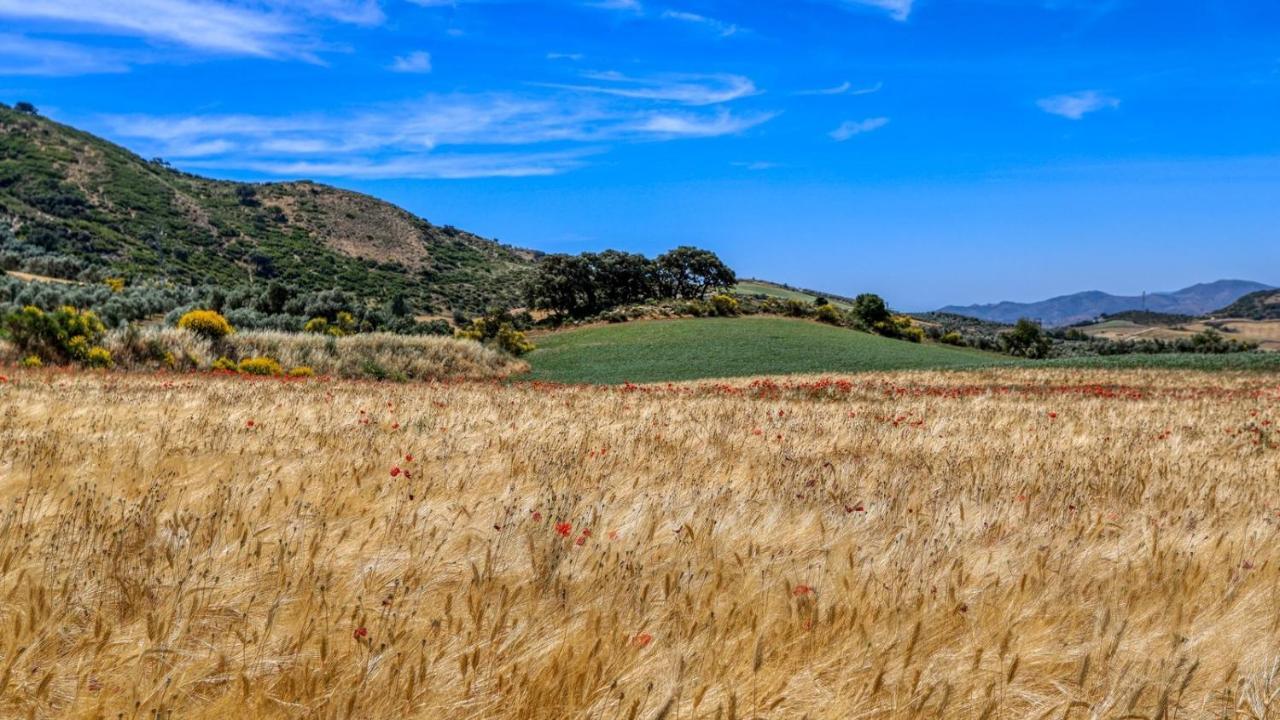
left=1, top=368, right=1279, bottom=718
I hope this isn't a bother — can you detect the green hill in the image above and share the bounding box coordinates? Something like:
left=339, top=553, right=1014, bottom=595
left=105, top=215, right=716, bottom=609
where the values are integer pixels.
left=1212, top=290, right=1280, bottom=320
left=0, top=103, right=535, bottom=314
left=734, top=279, right=855, bottom=309
left=524, top=316, right=1015, bottom=384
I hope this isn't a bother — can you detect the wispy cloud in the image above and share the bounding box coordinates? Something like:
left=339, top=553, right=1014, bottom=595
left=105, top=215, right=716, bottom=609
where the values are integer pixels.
left=538, top=72, right=759, bottom=105
left=0, top=0, right=376, bottom=61
left=390, top=51, right=433, bottom=73
left=661, top=10, right=739, bottom=37
left=0, top=33, right=131, bottom=76
left=99, top=87, right=776, bottom=179
left=581, top=0, right=643, bottom=12
left=193, top=150, right=598, bottom=180
left=795, top=80, right=882, bottom=96
left=547, top=52, right=585, bottom=61
left=830, top=116, right=889, bottom=140
left=830, top=0, right=913, bottom=21
left=1037, top=90, right=1120, bottom=119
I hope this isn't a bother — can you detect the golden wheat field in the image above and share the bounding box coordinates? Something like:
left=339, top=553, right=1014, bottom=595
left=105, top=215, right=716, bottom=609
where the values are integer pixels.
left=1, top=368, right=1279, bottom=719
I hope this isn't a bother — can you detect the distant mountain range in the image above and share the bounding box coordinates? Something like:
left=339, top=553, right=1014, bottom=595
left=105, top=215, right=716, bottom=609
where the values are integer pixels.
left=938, top=280, right=1274, bottom=327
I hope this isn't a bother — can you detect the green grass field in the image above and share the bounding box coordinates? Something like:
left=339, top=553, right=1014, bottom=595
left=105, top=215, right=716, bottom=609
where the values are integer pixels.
left=733, top=281, right=854, bottom=309
left=524, top=316, right=1013, bottom=384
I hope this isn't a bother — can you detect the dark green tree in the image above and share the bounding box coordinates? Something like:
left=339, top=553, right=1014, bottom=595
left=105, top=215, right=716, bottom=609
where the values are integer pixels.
left=1001, top=318, right=1051, bottom=359
left=655, top=246, right=736, bottom=299
left=851, top=293, right=892, bottom=329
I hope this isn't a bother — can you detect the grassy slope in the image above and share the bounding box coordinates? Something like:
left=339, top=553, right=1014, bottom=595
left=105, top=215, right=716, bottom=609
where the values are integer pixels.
left=0, top=106, right=533, bottom=313
left=734, top=280, right=854, bottom=309
left=525, top=316, right=1014, bottom=384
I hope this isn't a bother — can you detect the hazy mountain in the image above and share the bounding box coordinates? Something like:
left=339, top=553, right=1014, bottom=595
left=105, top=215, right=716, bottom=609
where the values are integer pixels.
left=938, top=280, right=1273, bottom=327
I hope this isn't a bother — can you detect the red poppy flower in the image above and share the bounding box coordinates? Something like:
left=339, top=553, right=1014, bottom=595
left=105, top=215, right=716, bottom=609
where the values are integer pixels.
left=405, top=454, right=414, bottom=462
left=575, top=535, right=587, bottom=546
left=1048, top=412, right=1058, bottom=420
left=555, top=522, right=572, bottom=537
left=793, top=585, right=813, bottom=597
left=633, top=632, right=653, bottom=648
left=389, top=466, right=401, bottom=477
left=246, top=419, right=255, bottom=428
left=353, top=627, right=369, bottom=640
left=532, top=511, right=543, bottom=522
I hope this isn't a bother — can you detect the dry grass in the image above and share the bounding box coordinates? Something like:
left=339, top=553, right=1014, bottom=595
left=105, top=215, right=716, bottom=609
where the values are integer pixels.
left=0, top=368, right=1278, bottom=718
left=86, top=327, right=526, bottom=381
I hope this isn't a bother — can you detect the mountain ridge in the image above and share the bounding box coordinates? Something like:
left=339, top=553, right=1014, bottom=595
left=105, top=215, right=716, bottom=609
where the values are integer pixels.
left=938, top=279, right=1273, bottom=327
left=0, top=103, right=536, bottom=314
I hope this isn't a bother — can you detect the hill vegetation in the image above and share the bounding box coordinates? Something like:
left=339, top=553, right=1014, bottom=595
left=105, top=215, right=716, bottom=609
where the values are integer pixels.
left=1212, top=288, right=1280, bottom=319
left=0, top=102, right=535, bottom=315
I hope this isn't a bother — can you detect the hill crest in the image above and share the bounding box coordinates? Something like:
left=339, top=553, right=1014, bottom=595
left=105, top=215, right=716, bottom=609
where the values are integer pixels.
left=0, top=103, right=535, bottom=313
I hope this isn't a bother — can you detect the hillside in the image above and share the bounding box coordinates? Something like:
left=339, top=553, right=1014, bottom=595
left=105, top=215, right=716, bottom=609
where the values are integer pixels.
left=525, top=316, right=1013, bottom=383
left=939, top=279, right=1272, bottom=326
left=1212, top=289, right=1280, bottom=319
left=0, top=104, right=536, bottom=313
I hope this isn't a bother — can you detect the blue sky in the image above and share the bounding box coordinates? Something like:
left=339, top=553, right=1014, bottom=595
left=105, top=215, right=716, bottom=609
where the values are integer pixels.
left=2, top=0, right=1278, bottom=309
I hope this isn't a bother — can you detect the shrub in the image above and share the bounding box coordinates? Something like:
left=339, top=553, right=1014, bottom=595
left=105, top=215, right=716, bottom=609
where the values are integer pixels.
left=178, top=310, right=234, bottom=340
left=710, top=294, right=740, bottom=316
left=84, top=346, right=113, bottom=368
left=815, top=304, right=844, bottom=325
left=2, top=305, right=106, bottom=363
left=304, top=317, right=330, bottom=334
left=238, top=357, right=283, bottom=376
left=940, top=331, right=964, bottom=346
left=455, top=310, right=535, bottom=357
left=21, top=354, right=42, bottom=368
left=212, top=356, right=238, bottom=372
left=495, top=324, right=536, bottom=356
left=288, top=366, right=315, bottom=378
left=104, top=278, right=125, bottom=293
left=900, top=326, right=925, bottom=343
left=783, top=299, right=812, bottom=318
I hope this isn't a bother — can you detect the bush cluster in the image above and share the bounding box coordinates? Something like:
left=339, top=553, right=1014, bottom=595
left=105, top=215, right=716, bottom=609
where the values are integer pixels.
left=1, top=305, right=112, bottom=366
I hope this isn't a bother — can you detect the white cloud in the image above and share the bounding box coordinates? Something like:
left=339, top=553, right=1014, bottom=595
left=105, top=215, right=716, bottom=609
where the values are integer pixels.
left=581, top=0, right=642, bottom=12
left=547, top=52, right=585, bottom=61
left=98, top=88, right=777, bottom=179
left=1037, top=90, right=1120, bottom=119
left=832, top=0, right=913, bottom=21
left=539, top=72, right=758, bottom=105
left=193, top=150, right=597, bottom=180
left=795, top=80, right=882, bottom=96
left=661, top=10, right=739, bottom=37
left=630, top=109, right=776, bottom=138
left=0, top=33, right=131, bottom=76
left=390, top=51, right=432, bottom=73
left=0, top=0, right=376, bottom=60
left=829, top=116, right=889, bottom=140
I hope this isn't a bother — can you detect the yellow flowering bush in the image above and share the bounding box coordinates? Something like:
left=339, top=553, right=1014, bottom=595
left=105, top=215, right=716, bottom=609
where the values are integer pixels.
left=238, top=357, right=283, bottom=376
left=177, top=310, right=234, bottom=340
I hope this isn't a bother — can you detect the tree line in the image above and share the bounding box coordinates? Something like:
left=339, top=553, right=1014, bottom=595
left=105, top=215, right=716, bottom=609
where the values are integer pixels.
left=525, top=246, right=736, bottom=318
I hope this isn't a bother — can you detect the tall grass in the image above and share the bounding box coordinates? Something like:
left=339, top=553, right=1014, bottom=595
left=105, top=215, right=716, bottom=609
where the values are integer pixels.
left=0, top=368, right=1277, bottom=718
left=41, top=326, right=528, bottom=380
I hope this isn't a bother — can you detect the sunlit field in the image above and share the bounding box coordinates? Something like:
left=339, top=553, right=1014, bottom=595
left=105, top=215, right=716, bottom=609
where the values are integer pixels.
left=2, top=368, right=1279, bottom=719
